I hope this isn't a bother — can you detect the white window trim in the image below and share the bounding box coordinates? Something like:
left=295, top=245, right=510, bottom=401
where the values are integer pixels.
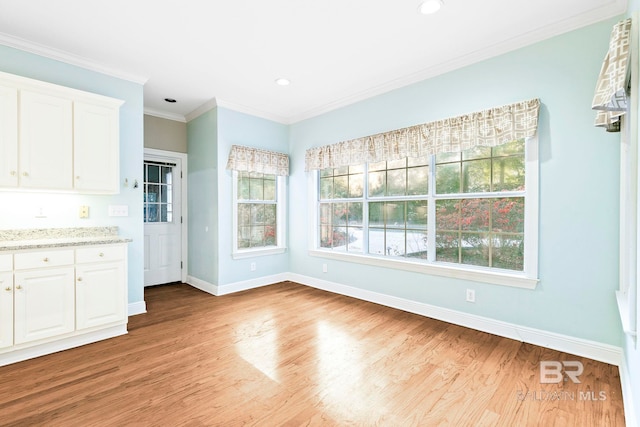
left=617, top=13, right=639, bottom=343
left=308, top=136, right=539, bottom=289
left=232, top=171, right=287, bottom=259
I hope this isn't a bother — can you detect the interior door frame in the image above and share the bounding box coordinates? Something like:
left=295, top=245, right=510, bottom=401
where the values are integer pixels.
left=144, top=148, right=188, bottom=284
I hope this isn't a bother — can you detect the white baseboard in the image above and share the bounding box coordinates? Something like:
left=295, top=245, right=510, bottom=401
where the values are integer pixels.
left=186, top=273, right=289, bottom=296
left=186, top=275, right=217, bottom=295
left=287, top=273, right=622, bottom=366
left=128, top=300, right=147, bottom=316
left=216, top=273, right=289, bottom=295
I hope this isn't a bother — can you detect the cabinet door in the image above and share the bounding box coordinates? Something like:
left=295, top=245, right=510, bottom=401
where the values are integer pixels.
left=73, top=102, right=120, bottom=193
left=0, top=85, right=18, bottom=187
left=14, top=268, right=75, bottom=344
left=0, top=272, right=13, bottom=349
left=76, top=262, right=126, bottom=330
left=19, top=90, right=73, bottom=190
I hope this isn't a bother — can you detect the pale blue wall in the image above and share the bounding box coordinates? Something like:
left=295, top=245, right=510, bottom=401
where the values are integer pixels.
left=186, top=107, right=290, bottom=286
left=216, top=107, right=290, bottom=285
left=187, top=109, right=219, bottom=284
left=0, top=45, right=145, bottom=306
left=289, top=18, right=622, bottom=345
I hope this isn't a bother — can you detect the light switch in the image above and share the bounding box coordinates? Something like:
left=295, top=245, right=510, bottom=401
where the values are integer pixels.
left=79, top=205, right=89, bottom=219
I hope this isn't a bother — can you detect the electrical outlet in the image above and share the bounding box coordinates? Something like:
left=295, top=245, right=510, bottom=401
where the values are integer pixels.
left=322, top=263, right=328, bottom=273
left=35, top=207, right=47, bottom=218
left=108, top=205, right=129, bottom=217
left=250, top=262, right=256, bottom=271
left=466, top=289, right=476, bottom=303
left=79, top=205, right=89, bottom=219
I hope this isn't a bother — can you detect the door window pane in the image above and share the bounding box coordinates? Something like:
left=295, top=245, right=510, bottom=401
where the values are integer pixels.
left=144, top=161, right=175, bottom=223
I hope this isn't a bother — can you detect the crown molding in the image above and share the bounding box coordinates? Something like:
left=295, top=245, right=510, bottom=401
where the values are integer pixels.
left=0, top=32, right=148, bottom=85
left=215, top=98, right=290, bottom=124
left=185, top=98, right=290, bottom=124
left=144, top=108, right=186, bottom=123
left=287, top=0, right=628, bottom=124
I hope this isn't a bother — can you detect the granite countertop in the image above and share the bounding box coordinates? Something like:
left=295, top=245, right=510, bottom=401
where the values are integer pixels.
left=0, top=227, right=132, bottom=251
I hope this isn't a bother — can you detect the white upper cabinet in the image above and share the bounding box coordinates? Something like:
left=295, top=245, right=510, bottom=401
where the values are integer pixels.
left=0, top=85, right=18, bottom=187
left=20, top=90, right=73, bottom=190
left=74, top=101, right=120, bottom=193
left=0, top=71, right=123, bottom=194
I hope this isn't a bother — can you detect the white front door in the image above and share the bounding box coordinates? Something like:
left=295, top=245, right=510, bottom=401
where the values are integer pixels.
left=143, top=154, right=182, bottom=287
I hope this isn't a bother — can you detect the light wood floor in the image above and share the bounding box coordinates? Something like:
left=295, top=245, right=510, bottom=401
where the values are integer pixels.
left=0, top=281, right=626, bottom=426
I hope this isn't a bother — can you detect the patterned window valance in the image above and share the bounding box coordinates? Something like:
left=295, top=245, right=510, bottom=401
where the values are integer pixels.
left=226, top=145, right=289, bottom=176
left=305, top=98, right=540, bottom=171
left=592, top=18, right=632, bottom=132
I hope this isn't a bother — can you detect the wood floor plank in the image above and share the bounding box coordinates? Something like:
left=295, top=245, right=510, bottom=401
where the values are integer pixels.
left=0, top=281, right=627, bottom=426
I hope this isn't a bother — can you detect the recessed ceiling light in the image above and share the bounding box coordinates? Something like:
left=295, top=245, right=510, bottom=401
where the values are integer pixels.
left=164, top=98, right=177, bottom=103
left=418, top=0, right=443, bottom=14
left=275, top=78, right=291, bottom=86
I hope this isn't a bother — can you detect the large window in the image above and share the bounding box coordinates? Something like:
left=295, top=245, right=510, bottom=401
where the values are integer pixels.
left=233, top=171, right=286, bottom=258
left=315, top=138, right=537, bottom=286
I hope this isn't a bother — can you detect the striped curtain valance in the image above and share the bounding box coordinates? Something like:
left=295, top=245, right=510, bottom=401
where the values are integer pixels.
left=592, top=18, right=633, bottom=132
left=304, top=98, right=540, bottom=171
left=226, top=145, right=289, bottom=176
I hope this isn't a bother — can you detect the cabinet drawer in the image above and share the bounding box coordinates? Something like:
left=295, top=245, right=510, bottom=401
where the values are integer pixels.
left=0, top=254, right=11, bottom=272
left=76, top=245, right=125, bottom=264
left=14, top=249, right=74, bottom=270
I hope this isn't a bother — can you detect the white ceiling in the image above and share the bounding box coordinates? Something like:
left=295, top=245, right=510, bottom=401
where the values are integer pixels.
left=0, top=0, right=627, bottom=124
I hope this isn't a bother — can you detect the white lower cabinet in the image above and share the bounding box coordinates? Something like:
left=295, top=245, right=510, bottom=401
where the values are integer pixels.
left=0, top=270, right=13, bottom=350
left=0, top=244, right=128, bottom=365
left=76, top=246, right=126, bottom=330
left=14, top=267, right=75, bottom=344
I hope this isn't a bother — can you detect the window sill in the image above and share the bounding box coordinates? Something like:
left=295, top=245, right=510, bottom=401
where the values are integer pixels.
left=308, top=249, right=538, bottom=289
left=616, top=290, right=637, bottom=337
left=232, top=247, right=286, bottom=260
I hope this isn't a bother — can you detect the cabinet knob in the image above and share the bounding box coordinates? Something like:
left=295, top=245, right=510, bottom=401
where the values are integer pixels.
left=76, top=176, right=80, bottom=180
left=22, top=172, right=28, bottom=177
left=77, top=277, right=83, bottom=282
left=16, top=285, right=22, bottom=290
left=43, top=257, right=49, bottom=262
left=99, top=252, right=104, bottom=257
left=10, top=170, right=16, bottom=176
left=4, top=287, right=10, bottom=292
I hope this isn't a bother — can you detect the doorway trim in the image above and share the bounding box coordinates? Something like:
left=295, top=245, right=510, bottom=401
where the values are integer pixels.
left=144, top=147, right=188, bottom=284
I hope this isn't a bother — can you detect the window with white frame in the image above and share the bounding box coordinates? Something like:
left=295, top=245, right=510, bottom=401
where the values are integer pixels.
left=227, top=145, right=288, bottom=258
left=232, top=171, right=287, bottom=257
left=307, top=98, right=540, bottom=287
left=317, top=138, right=529, bottom=272
left=237, top=171, right=278, bottom=249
